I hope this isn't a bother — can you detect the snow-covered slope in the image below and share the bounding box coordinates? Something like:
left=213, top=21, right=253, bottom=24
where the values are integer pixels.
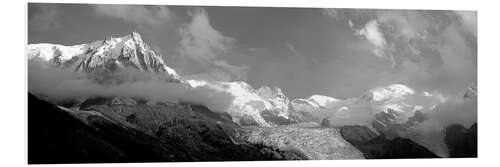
left=291, top=95, right=342, bottom=113
left=186, top=80, right=292, bottom=127
left=28, top=31, right=181, bottom=82
left=360, top=84, right=415, bottom=104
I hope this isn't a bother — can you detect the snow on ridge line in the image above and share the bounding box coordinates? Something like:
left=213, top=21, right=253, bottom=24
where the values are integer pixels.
left=28, top=43, right=87, bottom=61
left=308, top=95, right=340, bottom=107
left=363, top=84, right=415, bottom=102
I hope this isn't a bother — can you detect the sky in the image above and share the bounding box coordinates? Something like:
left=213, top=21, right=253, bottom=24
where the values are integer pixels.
left=28, top=3, right=477, bottom=99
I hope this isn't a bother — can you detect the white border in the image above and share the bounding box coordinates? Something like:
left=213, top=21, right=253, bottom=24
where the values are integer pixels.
left=1, top=0, right=498, bottom=167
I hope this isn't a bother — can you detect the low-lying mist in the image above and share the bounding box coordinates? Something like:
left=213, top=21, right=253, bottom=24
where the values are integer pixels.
left=28, top=59, right=236, bottom=113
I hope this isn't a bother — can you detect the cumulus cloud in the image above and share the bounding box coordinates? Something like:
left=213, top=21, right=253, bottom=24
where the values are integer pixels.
left=455, top=11, right=477, bottom=36
left=355, top=20, right=391, bottom=61
left=179, top=8, right=234, bottom=61
left=356, top=20, right=387, bottom=48
left=28, top=4, right=61, bottom=32
left=93, top=4, right=173, bottom=28
left=177, top=7, right=248, bottom=81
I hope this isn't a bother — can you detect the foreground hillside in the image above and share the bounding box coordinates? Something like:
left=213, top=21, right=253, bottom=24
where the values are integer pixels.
left=28, top=93, right=307, bottom=164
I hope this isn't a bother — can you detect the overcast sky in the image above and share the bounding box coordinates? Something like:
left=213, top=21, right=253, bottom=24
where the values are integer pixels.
left=28, top=3, right=476, bottom=99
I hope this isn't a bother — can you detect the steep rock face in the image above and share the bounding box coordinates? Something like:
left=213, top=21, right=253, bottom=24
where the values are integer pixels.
left=27, top=31, right=181, bottom=82
left=28, top=93, right=307, bottom=163
left=242, top=123, right=365, bottom=160
left=339, top=125, right=439, bottom=159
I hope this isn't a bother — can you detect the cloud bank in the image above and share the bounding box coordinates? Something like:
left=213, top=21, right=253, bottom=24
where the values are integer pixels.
left=28, top=59, right=236, bottom=114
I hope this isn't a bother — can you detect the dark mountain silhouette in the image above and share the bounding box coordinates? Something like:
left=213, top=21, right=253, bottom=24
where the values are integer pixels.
left=445, top=123, right=477, bottom=158
left=339, top=125, right=439, bottom=159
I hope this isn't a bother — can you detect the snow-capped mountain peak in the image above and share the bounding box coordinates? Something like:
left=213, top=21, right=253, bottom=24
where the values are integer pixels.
left=28, top=31, right=182, bottom=82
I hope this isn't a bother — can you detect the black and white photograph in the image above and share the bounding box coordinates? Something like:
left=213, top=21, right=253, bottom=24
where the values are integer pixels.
left=23, top=1, right=482, bottom=165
